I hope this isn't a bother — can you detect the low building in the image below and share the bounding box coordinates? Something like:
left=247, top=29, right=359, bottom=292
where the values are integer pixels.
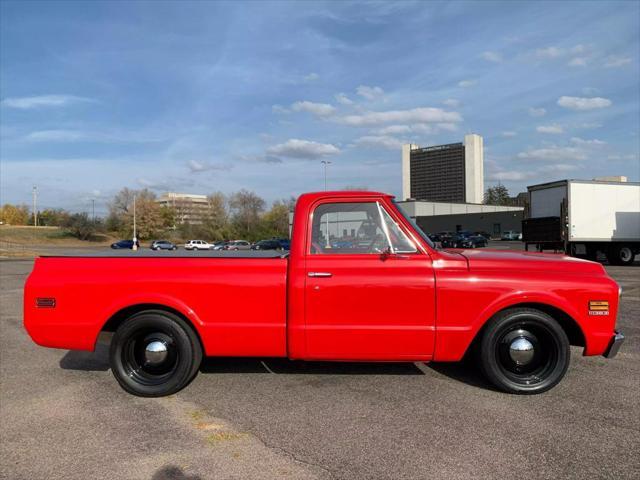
left=155, top=192, right=209, bottom=225
left=396, top=200, right=524, bottom=238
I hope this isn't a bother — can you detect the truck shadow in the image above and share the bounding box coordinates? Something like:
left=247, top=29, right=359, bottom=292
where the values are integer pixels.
left=59, top=346, right=495, bottom=390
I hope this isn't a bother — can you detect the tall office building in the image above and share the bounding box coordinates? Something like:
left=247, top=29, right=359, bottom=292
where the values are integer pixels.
left=402, top=134, right=484, bottom=204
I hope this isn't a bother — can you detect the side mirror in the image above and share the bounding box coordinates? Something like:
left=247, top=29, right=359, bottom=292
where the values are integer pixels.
left=380, top=246, right=393, bottom=260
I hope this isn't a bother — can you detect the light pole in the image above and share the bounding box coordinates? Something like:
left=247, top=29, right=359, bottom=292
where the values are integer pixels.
left=132, top=195, right=138, bottom=251
left=321, top=160, right=332, bottom=191
left=32, top=186, right=38, bottom=227
left=321, top=160, right=332, bottom=246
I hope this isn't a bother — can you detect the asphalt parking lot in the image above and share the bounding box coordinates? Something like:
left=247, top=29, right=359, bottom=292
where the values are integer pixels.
left=1, top=255, right=638, bottom=479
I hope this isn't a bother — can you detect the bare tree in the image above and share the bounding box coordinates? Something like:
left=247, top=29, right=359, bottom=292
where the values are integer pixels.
left=228, top=189, right=265, bottom=238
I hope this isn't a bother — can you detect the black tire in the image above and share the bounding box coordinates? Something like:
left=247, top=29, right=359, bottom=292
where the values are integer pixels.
left=109, top=310, right=202, bottom=397
left=608, top=244, right=635, bottom=266
left=478, top=308, right=570, bottom=394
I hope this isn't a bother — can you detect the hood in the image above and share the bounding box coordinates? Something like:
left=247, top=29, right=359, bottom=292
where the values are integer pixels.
left=453, top=248, right=607, bottom=276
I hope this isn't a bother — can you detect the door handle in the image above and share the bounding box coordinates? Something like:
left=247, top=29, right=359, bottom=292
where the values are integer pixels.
left=308, top=272, right=332, bottom=278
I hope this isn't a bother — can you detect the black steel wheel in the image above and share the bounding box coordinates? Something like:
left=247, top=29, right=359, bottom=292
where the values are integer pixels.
left=478, top=308, right=570, bottom=394
left=110, top=310, right=202, bottom=397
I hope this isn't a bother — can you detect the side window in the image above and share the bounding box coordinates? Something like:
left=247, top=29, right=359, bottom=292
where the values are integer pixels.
left=311, top=202, right=388, bottom=254
left=379, top=207, right=417, bottom=253
left=310, top=202, right=417, bottom=255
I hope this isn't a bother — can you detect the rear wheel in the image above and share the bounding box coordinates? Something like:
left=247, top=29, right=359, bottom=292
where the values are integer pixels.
left=608, top=244, right=635, bottom=266
left=478, top=308, right=570, bottom=394
left=109, top=310, right=202, bottom=397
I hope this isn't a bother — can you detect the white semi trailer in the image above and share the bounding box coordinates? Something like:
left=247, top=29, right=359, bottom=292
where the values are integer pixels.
left=523, top=179, right=640, bottom=265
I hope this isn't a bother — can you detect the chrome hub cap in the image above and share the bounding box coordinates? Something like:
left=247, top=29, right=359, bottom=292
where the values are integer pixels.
left=509, top=336, right=535, bottom=365
left=144, top=340, right=168, bottom=365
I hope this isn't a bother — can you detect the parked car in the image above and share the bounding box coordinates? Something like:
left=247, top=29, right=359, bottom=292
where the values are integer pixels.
left=184, top=240, right=212, bottom=250
left=441, top=231, right=472, bottom=248
left=211, top=241, right=229, bottom=251
left=474, top=231, right=492, bottom=240
left=458, top=235, right=489, bottom=249
left=151, top=240, right=177, bottom=251
left=224, top=240, right=251, bottom=251
left=501, top=231, right=521, bottom=241
left=274, top=238, right=291, bottom=250
left=24, top=190, right=624, bottom=398
left=110, top=240, right=138, bottom=249
left=251, top=239, right=284, bottom=251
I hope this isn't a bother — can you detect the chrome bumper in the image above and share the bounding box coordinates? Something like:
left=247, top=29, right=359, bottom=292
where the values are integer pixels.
left=603, top=331, right=625, bottom=359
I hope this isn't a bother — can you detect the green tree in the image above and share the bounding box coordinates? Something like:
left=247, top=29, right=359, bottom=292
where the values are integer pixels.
left=261, top=200, right=291, bottom=239
left=37, top=208, right=70, bottom=226
left=228, top=189, right=265, bottom=240
left=108, top=188, right=162, bottom=240
left=0, top=204, right=30, bottom=225
left=62, top=213, right=98, bottom=240
left=484, top=184, right=511, bottom=205
left=201, top=192, right=230, bottom=240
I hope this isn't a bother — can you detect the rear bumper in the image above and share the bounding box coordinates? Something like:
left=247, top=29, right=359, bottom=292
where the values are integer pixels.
left=603, top=331, right=625, bottom=359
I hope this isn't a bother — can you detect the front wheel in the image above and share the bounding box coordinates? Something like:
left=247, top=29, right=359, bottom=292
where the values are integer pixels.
left=478, top=308, right=570, bottom=394
left=109, top=310, right=202, bottom=397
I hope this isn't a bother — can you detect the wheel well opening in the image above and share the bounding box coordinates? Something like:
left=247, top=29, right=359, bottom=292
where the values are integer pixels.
left=465, top=302, right=586, bottom=359
left=101, top=304, right=203, bottom=346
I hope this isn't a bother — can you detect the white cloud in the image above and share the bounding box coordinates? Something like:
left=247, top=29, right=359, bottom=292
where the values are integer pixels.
left=375, top=125, right=412, bottom=135
left=517, top=146, right=587, bottom=161
left=356, top=85, right=384, bottom=100
left=557, top=96, right=612, bottom=110
left=480, top=51, right=503, bottom=63
left=458, top=79, right=476, bottom=88
left=291, top=100, right=336, bottom=117
left=187, top=160, right=231, bottom=173
left=334, top=93, right=354, bottom=105
left=354, top=135, right=403, bottom=150
left=576, top=122, right=602, bottom=129
left=501, top=131, right=517, bottom=137
left=570, top=137, right=606, bottom=146
left=536, top=124, right=564, bottom=134
left=336, top=107, right=462, bottom=127
left=535, top=45, right=587, bottom=60
left=528, top=107, right=546, bottom=117
left=24, top=130, right=87, bottom=142
left=303, top=72, right=319, bottom=82
left=1, top=94, right=94, bottom=109
left=535, top=46, right=564, bottom=59
left=568, top=57, right=587, bottom=67
left=603, top=55, right=632, bottom=68
left=266, top=139, right=340, bottom=159
left=272, top=104, right=290, bottom=114
left=486, top=170, right=536, bottom=181
left=442, top=98, right=460, bottom=107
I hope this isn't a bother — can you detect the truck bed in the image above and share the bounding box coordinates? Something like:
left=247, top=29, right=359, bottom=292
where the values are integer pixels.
left=24, top=255, right=289, bottom=356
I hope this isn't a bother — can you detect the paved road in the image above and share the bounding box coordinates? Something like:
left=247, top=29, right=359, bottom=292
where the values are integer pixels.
left=1, top=257, right=638, bottom=479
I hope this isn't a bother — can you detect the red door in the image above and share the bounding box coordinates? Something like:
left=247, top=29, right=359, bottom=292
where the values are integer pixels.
left=303, top=200, right=436, bottom=360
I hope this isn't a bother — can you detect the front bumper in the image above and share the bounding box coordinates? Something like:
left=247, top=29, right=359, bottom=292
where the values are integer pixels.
left=603, top=331, right=625, bottom=359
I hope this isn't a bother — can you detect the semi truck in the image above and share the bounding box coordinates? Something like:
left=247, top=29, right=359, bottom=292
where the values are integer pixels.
left=523, top=179, right=640, bottom=265
left=24, top=191, right=624, bottom=397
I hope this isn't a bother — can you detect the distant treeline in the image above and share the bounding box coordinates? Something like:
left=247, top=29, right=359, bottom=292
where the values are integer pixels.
left=1, top=188, right=293, bottom=242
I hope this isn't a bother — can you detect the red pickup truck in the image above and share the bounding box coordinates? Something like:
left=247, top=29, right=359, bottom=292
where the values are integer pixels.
left=24, top=191, right=624, bottom=397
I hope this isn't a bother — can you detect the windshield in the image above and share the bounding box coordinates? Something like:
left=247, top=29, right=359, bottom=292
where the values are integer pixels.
left=392, top=200, right=436, bottom=249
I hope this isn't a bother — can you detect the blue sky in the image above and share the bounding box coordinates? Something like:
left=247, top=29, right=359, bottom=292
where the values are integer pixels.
left=1, top=0, right=638, bottom=214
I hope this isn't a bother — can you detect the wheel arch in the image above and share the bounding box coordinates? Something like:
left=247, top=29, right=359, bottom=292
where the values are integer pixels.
left=100, top=303, right=204, bottom=351
left=463, top=301, right=585, bottom=360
